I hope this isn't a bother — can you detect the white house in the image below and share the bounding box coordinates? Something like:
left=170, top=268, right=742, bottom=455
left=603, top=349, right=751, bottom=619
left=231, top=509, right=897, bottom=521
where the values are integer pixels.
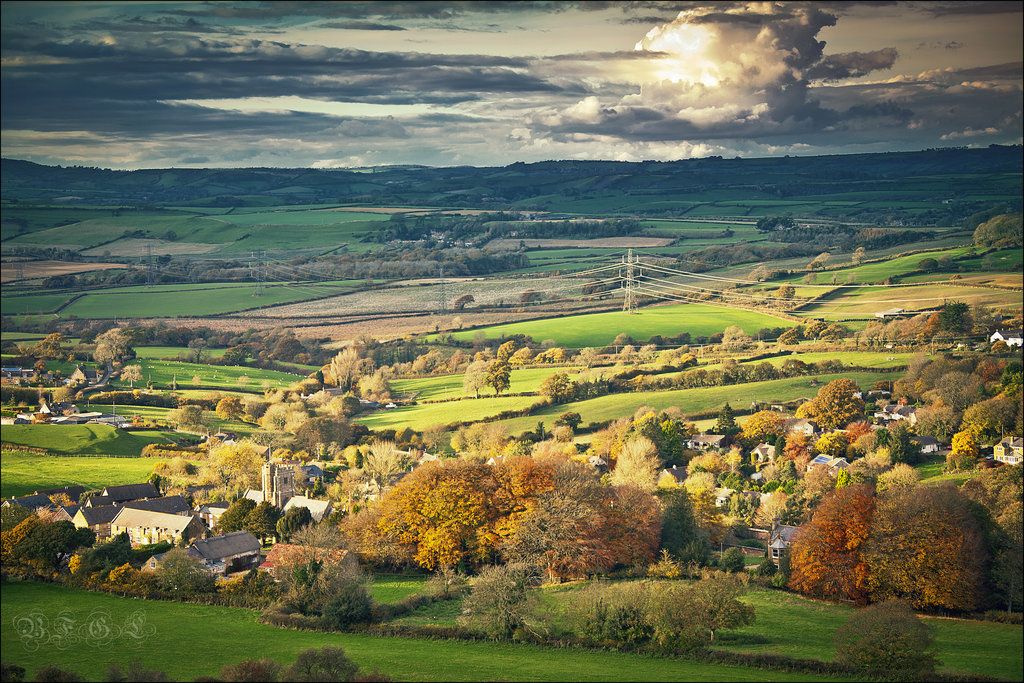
left=990, top=329, right=1023, bottom=348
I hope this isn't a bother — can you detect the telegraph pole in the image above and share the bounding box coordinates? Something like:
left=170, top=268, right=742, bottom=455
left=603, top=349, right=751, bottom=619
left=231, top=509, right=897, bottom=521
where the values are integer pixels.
left=621, top=248, right=637, bottom=313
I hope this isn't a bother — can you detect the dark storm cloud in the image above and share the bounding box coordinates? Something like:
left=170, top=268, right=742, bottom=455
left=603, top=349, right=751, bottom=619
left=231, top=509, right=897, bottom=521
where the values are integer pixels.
left=319, top=20, right=407, bottom=31
left=806, top=48, right=899, bottom=81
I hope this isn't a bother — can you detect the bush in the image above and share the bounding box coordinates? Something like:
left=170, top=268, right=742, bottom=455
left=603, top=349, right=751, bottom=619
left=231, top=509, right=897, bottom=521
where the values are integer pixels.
left=835, top=601, right=936, bottom=681
left=719, top=548, right=746, bottom=573
left=321, top=582, right=374, bottom=629
left=756, top=556, right=778, bottom=578
left=105, top=662, right=168, bottom=682
left=1, top=663, right=26, bottom=683
left=459, top=563, right=538, bottom=639
left=219, top=659, right=282, bottom=682
left=283, top=647, right=359, bottom=682
left=29, top=667, right=82, bottom=683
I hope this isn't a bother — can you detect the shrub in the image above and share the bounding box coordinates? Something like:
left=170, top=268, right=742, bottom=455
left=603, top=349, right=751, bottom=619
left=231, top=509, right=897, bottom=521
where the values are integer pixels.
left=719, top=548, right=746, bottom=573
left=459, top=563, right=538, bottom=639
left=283, top=647, right=359, bottom=682
left=321, top=582, right=374, bottom=629
left=1, top=663, right=26, bottom=682
left=756, top=556, right=778, bottom=578
left=29, top=667, right=82, bottom=683
left=219, top=659, right=282, bottom=682
left=105, top=662, right=168, bottom=682
left=835, top=601, right=936, bottom=681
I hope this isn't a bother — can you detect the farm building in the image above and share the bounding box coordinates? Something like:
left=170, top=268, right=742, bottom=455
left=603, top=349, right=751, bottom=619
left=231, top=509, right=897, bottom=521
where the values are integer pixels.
left=109, top=507, right=205, bottom=546
left=990, top=329, right=1023, bottom=348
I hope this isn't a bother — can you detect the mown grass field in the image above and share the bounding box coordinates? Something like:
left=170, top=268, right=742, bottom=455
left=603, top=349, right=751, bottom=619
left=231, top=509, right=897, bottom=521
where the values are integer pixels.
left=740, top=350, right=916, bottom=369
left=133, top=346, right=228, bottom=360
left=0, top=424, right=173, bottom=456
left=111, top=359, right=301, bottom=390
left=491, top=371, right=891, bottom=435
left=391, top=366, right=581, bottom=401
left=438, top=303, right=794, bottom=348
left=0, top=450, right=158, bottom=498
left=0, top=582, right=834, bottom=682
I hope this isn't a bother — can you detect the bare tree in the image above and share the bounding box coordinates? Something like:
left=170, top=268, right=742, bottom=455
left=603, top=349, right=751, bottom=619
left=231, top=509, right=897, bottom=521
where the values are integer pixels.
left=362, top=440, right=410, bottom=491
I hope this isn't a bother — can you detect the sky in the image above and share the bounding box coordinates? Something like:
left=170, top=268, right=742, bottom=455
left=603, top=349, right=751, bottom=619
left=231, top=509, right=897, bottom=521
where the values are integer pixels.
left=1, top=1, right=1021, bottom=169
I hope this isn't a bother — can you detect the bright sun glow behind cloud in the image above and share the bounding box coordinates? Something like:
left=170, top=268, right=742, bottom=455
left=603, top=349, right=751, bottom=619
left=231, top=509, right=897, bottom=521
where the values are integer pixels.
left=636, top=21, right=721, bottom=87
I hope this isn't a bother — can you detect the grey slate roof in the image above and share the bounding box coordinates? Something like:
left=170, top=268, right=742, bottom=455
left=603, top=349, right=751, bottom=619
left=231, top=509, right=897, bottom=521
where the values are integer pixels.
left=36, top=485, right=86, bottom=501
left=4, top=493, right=54, bottom=510
left=101, top=483, right=160, bottom=502
left=189, top=531, right=261, bottom=562
left=124, top=495, right=189, bottom=515
left=76, top=505, right=122, bottom=526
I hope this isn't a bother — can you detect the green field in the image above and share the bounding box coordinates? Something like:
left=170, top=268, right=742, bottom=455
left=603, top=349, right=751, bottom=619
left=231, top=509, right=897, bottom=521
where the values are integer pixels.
left=111, top=359, right=302, bottom=390
left=391, top=367, right=581, bottom=401
left=0, top=450, right=158, bottom=498
left=0, top=582, right=833, bottom=682
left=355, top=395, right=544, bottom=431
left=134, top=346, right=228, bottom=360
left=801, top=283, right=1023, bottom=320
left=370, top=574, right=431, bottom=604
left=490, top=371, right=890, bottom=435
left=439, top=304, right=794, bottom=348
left=87, top=404, right=256, bottom=436
left=0, top=424, right=173, bottom=456
left=741, top=350, right=916, bottom=369
left=0, top=280, right=363, bottom=318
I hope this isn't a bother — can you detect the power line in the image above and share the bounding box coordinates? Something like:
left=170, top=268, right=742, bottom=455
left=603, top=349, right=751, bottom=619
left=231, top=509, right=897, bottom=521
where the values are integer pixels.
left=621, top=248, right=638, bottom=314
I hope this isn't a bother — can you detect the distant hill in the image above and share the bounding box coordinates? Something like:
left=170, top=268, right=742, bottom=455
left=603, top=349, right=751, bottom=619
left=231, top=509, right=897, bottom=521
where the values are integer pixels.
left=2, top=146, right=1021, bottom=222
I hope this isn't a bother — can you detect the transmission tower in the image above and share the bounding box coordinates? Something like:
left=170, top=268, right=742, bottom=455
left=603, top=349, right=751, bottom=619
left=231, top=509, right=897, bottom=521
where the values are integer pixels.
left=145, top=243, right=154, bottom=286
left=13, top=261, right=25, bottom=282
left=621, top=248, right=638, bottom=313
left=436, top=266, right=448, bottom=314
left=252, top=250, right=265, bottom=296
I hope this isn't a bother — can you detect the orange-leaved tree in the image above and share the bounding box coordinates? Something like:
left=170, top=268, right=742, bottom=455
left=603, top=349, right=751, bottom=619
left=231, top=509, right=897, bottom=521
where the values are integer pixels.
left=789, top=484, right=876, bottom=604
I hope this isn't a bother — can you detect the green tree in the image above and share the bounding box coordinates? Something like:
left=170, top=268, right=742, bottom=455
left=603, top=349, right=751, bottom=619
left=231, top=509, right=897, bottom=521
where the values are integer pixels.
left=539, top=372, right=575, bottom=403
left=156, top=548, right=216, bottom=595
left=714, top=403, right=740, bottom=438
left=459, top=563, right=538, bottom=639
left=485, top=359, right=512, bottom=396
left=276, top=506, right=313, bottom=541
left=283, top=647, right=359, bottom=682
left=245, top=502, right=281, bottom=542
left=217, top=498, right=256, bottom=533
left=835, top=601, right=936, bottom=681
left=93, top=327, right=134, bottom=366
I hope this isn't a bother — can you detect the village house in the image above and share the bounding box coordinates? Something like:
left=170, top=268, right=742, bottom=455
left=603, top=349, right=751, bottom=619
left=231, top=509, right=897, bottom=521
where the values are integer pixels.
left=196, top=501, right=231, bottom=529
left=807, top=455, right=850, bottom=474
left=283, top=495, right=333, bottom=523
left=109, top=507, right=205, bottom=546
left=657, top=465, right=687, bottom=488
left=259, top=543, right=355, bottom=579
left=1, top=366, right=36, bottom=385
left=769, top=523, right=801, bottom=563
left=994, top=437, right=1023, bottom=465
left=990, top=329, right=1024, bottom=348
left=38, top=398, right=78, bottom=416
left=914, top=435, right=941, bottom=454
left=123, top=495, right=190, bottom=515
left=750, top=443, right=777, bottom=468
left=684, top=434, right=726, bottom=451
left=67, top=365, right=99, bottom=386
left=145, top=531, right=262, bottom=575
left=100, top=483, right=160, bottom=504
left=783, top=418, right=819, bottom=436
left=874, top=404, right=918, bottom=426
left=714, top=487, right=735, bottom=508
left=73, top=505, right=122, bottom=541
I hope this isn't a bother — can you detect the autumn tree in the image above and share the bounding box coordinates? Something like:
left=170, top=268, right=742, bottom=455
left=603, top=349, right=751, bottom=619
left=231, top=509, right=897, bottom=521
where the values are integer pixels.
left=800, top=379, right=865, bottom=430
left=463, top=360, right=488, bottom=398
left=741, top=410, right=786, bottom=445
left=609, top=436, right=660, bottom=492
left=485, top=359, right=512, bottom=396
left=206, top=441, right=266, bottom=491
left=789, top=484, right=876, bottom=603
left=539, top=372, right=575, bottom=403
left=94, top=327, right=133, bottom=366
left=362, top=440, right=410, bottom=492
left=215, top=395, right=245, bottom=421
left=120, top=364, right=142, bottom=388
left=864, top=484, right=989, bottom=611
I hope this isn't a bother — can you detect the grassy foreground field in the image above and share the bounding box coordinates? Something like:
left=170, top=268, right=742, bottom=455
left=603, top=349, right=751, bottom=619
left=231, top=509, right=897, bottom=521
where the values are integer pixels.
left=0, top=424, right=172, bottom=456
left=0, top=450, right=157, bottom=498
left=391, top=366, right=581, bottom=401
left=0, top=582, right=835, bottom=682
left=438, top=303, right=794, bottom=348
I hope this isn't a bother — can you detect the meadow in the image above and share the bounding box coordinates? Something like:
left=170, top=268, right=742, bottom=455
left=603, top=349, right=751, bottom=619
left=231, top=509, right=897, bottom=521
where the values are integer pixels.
left=0, top=582, right=833, bottom=682
left=0, top=424, right=173, bottom=456
left=391, top=366, right=581, bottom=401
left=87, top=404, right=257, bottom=437
left=355, top=395, right=544, bottom=431
left=0, top=450, right=158, bottom=498
left=800, top=283, right=1023, bottom=320
left=490, top=371, right=891, bottom=435
left=0, top=280, right=363, bottom=318
left=110, top=359, right=303, bottom=390
left=437, top=303, right=794, bottom=348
